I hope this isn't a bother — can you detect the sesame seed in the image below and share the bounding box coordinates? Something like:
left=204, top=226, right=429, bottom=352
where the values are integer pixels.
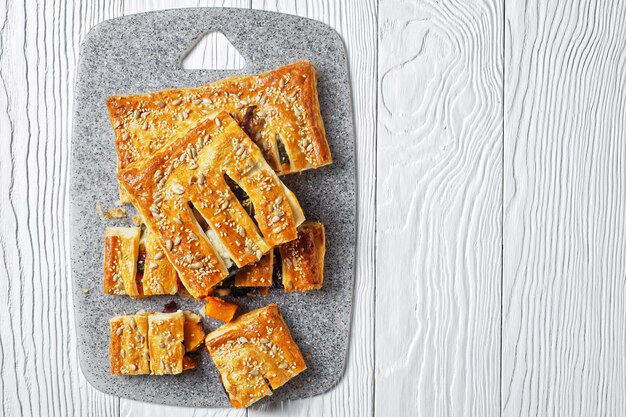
left=260, top=338, right=269, bottom=344
left=278, top=363, right=288, bottom=369
left=306, top=143, right=313, bottom=152
left=189, top=232, right=198, bottom=241
left=142, top=122, right=149, bottom=130
left=129, top=364, right=137, bottom=372
left=174, top=237, right=182, bottom=246
left=250, top=368, right=259, bottom=376
left=237, top=225, right=245, bottom=237
left=256, top=111, right=266, bottom=117
left=202, top=98, right=212, bottom=105
left=215, top=118, right=222, bottom=127
left=173, top=217, right=182, bottom=225
left=122, top=132, right=129, bottom=140
left=120, top=349, right=126, bottom=358
left=129, top=319, right=137, bottom=329
left=141, top=111, right=149, bottom=118
left=255, top=250, right=263, bottom=258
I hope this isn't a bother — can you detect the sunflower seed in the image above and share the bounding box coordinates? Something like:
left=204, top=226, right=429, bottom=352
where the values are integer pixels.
left=192, top=98, right=202, bottom=105
left=173, top=216, right=182, bottom=225
left=149, top=262, right=158, bottom=269
left=197, top=173, right=205, bottom=185
left=171, top=99, right=182, bottom=106
left=189, top=232, right=198, bottom=241
left=129, top=364, right=137, bottom=372
left=255, top=250, right=263, bottom=258
left=278, top=363, right=288, bottom=369
left=238, top=337, right=249, bottom=344
left=120, top=349, right=126, bottom=358
left=142, top=122, right=149, bottom=130
left=174, top=237, right=181, bottom=246
left=154, top=100, right=165, bottom=108
left=133, top=109, right=140, bottom=119
left=189, top=162, right=198, bottom=170
left=236, top=225, right=245, bottom=237
left=165, top=240, right=173, bottom=251
left=113, top=120, right=122, bottom=128
left=271, top=215, right=280, bottom=223
left=275, top=196, right=283, bottom=205
left=189, top=262, right=203, bottom=270
left=171, top=184, right=185, bottom=194
left=116, top=327, right=123, bottom=336
left=214, top=118, right=222, bottom=127
left=154, top=252, right=164, bottom=260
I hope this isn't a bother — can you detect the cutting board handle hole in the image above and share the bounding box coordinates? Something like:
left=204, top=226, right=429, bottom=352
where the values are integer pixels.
left=181, top=31, right=245, bottom=71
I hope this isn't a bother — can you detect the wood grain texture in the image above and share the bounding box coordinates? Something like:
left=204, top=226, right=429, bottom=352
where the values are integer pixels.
left=503, top=1, right=626, bottom=416
left=0, top=1, right=124, bottom=416
left=377, top=0, right=503, bottom=416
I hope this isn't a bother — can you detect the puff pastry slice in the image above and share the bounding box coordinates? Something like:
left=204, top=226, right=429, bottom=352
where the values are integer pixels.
left=107, top=61, right=330, bottom=202
left=140, top=227, right=178, bottom=296
left=118, top=112, right=305, bottom=298
left=204, top=304, right=307, bottom=408
left=234, top=250, right=274, bottom=287
left=147, top=311, right=185, bottom=375
left=279, top=221, right=325, bottom=292
left=103, top=227, right=140, bottom=296
left=109, top=314, right=149, bottom=375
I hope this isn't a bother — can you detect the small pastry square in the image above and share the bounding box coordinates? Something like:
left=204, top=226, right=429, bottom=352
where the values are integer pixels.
left=118, top=113, right=305, bottom=298
left=103, top=227, right=141, bottom=296
left=147, top=312, right=185, bottom=375
left=234, top=250, right=274, bottom=287
left=279, top=222, right=325, bottom=292
left=205, top=304, right=307, bottom=408
left=203, top=296, right=238, bottom=323
left=109, top=314, right=149, bottom=375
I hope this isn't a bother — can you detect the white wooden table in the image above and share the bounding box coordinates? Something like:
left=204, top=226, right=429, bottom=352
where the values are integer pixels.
left=2, top=0, right=625, bottom=416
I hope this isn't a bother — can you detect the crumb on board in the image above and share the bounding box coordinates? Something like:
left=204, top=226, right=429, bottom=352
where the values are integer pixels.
left=82, top=288, right=89, bottom=294
left=104, top=207, right=127, bottom=218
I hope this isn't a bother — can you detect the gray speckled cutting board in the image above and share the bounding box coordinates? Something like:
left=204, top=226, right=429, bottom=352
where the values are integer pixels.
left=70, top=8, right=355, bottom=408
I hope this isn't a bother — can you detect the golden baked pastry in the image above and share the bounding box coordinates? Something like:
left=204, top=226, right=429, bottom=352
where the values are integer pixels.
left=140, top=228, right=178, bottom=295
left=279, top=221, right=325, bottom=292
left=103, top=226, right=178, bottom=297
left=109, top=314, right=150, bottom=375
left=118, top=112, right=305, bottom=299
left=107, top=61, right=331, bottom=202
left=109, top=310, right=204, bottom=376
left=103, top=227, right=140, bottom=296
left=147, top=311, right=185, bottom=375
left=234, top=250, right=274, bottom=287
left=204, top=304, right=307, bottom=408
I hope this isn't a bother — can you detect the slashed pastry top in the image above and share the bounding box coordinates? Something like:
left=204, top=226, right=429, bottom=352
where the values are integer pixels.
left=204, top=304, right=307, bottom=408
left=279, top=221, right=325, bottom=292
left=110, top=310, right=204, bottom=376
left=107, top=61, right=330, bottom=205
left=118, top=112, right=305, bottom=299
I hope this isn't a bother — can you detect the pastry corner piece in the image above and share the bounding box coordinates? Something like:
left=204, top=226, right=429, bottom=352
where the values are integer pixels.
left=118, top=112, right=305, bottom=299
left=205, top=304, right=307, bottom=408
left=103, top=227, right=140, bottom=296
left=279, top=221, right=325, bottom=292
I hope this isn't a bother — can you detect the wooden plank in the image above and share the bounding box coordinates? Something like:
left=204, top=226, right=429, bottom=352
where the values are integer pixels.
left=245, top=0, right=377, bottom=416
left=503, top=1, right=626, bottom=416
left=0, top=1, right=124, bottom=416
left=376, top=0, right=503, bottom=416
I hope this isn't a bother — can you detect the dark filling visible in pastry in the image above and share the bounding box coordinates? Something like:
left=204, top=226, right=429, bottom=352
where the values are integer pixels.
left=272, top=248, right=284, bottom=289
left=276, top=136, right=290, bottom=165
left=163, top=300, right=179, bottom=313
left=224, top=175, right=255, bottom=219
left=214, top=275, right=255, bottom=297
left=239, top=105, right=256, bottom=138
left=135, top=244, right=146, bottom=294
